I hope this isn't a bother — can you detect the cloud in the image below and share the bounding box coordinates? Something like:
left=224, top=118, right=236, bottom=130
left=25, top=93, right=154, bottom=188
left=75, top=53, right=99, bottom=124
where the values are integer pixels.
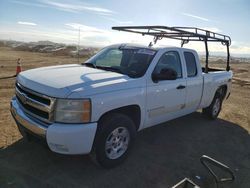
left=182, top=12, right=210, bottom=21
left=39, top=0, right=114, bottom=15
left=11, top=0, right=115, bottom=15
left=10, top=0, right=48, bottom=8
left=64, top=23, right=114, bottom=41
left=102, top=17, right=133, bottom=24
left=201, top=27, right=222, bottom=33
left=17, top=21, right=37, bottom=26
left=230, top=41, right=250, bottom=54
left=65, top=23, right=107, bottom=33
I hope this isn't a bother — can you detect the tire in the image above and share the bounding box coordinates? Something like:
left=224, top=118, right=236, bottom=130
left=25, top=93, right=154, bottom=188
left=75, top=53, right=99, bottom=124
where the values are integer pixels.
left=91, top=113, right=136, bottom=168
left=202, top=92, right=223, bottom=120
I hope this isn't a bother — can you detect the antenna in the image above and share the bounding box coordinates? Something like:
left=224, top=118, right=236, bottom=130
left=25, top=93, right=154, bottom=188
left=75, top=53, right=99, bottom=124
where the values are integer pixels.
left=77, top=27, right=80, bottom=63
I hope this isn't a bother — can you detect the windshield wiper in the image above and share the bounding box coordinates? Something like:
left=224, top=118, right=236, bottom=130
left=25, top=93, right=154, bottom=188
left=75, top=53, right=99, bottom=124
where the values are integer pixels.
left=96, top=66, right=123, bottom=74
left=83, top=63, right=124, bottom=74
left=83, top=62, right=97, bottom=68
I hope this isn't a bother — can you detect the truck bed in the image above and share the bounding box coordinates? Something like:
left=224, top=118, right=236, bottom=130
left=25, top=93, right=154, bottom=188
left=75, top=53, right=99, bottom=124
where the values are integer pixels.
left=202, top=67, right=225, bottom=72
left=200, top=69, right=232, bottom=109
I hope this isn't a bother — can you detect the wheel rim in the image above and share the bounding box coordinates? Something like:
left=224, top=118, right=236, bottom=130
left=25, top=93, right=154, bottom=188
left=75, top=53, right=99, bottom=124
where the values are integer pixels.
left=212, top=98, right=221, bottom=116
left=105, top=127, right=130, bottom=160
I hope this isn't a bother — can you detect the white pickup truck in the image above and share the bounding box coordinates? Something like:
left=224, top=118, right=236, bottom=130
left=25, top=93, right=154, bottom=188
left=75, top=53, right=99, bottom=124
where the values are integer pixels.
left=10, top=26, right=233, bottom=168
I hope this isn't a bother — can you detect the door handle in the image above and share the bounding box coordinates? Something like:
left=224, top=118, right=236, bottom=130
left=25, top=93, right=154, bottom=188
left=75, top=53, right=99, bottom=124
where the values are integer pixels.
left=176, top=85, right=186, bottom=89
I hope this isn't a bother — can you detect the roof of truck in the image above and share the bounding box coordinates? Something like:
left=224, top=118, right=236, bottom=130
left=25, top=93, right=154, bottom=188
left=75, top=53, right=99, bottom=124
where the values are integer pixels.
left=108, top=43, right=195, bottom=52
left=108, top=43, right=182, bottom=50
left=109, top=43, right=156, bottom=49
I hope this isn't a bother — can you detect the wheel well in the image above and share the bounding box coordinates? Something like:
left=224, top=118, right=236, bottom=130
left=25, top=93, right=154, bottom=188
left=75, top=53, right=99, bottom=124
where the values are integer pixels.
left=98, top=105, right=141, bottom=131
left=217, top=85, right=227, bottom=100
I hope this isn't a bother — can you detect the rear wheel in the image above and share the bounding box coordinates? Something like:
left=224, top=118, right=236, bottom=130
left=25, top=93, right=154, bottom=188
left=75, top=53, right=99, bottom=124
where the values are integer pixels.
left=202, top=92, right=222, bottom=120
left=91, top=113, right=136, bottom=168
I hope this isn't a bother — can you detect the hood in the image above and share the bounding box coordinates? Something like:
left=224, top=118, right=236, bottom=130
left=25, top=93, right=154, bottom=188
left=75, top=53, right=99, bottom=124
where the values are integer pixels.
left=17, top=64, right=143, bottom=98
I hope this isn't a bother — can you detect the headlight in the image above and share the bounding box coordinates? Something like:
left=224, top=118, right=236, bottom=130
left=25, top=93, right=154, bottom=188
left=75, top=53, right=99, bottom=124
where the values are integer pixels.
left=55, top=99, right=91, bottom=123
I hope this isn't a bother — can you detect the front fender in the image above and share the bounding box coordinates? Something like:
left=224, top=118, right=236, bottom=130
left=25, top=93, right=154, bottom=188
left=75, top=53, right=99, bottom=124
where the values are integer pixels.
left=91, top=87, right=146, bottom=129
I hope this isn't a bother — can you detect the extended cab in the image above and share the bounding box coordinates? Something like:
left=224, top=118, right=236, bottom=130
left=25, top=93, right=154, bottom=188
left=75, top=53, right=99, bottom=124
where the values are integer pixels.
left=10, top=26, right=233, bottom=168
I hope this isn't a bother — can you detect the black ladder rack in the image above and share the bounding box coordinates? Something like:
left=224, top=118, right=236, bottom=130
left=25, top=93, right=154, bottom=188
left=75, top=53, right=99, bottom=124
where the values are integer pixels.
left=112, top=26, right=231, bottom=73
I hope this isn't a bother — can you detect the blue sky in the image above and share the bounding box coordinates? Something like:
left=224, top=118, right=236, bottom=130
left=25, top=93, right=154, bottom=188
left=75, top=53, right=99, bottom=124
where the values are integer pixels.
left=0, top=0, right=250, bottom=56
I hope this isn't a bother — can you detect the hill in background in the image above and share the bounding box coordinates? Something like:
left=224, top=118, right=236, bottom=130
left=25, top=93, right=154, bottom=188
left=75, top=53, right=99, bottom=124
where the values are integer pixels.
left=0, top=40, right=99, bottom=58
left=0, top=40, right=249, bottom=64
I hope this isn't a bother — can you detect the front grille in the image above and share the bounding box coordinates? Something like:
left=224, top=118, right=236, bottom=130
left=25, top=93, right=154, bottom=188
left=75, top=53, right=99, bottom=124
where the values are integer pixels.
left=15, top=83, right=55, bottom=124
left=16, top=84, right=51, bottom=105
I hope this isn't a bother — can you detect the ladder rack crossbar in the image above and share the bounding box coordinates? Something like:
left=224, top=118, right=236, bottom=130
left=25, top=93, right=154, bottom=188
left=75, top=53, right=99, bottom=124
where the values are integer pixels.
left=112, top=25, right=231, bottom=72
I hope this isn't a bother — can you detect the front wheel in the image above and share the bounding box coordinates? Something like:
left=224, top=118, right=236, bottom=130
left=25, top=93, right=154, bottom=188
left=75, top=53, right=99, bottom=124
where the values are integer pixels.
left=91, top=113, right=136, bottom=168
left=202, top=92, right=222, bottom=120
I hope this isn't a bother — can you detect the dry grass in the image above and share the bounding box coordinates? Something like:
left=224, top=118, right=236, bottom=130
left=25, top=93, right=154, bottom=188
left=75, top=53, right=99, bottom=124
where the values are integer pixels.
left=0, top=47, right=82, bottom=147
left=0, top=47, right=249, bottom=188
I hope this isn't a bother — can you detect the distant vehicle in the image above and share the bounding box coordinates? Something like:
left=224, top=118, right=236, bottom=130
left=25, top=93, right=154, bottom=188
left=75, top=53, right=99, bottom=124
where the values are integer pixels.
left=10, top=26, right=232, bottom=168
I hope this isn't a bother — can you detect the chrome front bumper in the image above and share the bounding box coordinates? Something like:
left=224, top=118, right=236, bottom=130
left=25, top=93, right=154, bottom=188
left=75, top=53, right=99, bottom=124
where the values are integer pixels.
left=10, top=97, right=47, bottom=137
left=10, top=96, right=97, bottom=154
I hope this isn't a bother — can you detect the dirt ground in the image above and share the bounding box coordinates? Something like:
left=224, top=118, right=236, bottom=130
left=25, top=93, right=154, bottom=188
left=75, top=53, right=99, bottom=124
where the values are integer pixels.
left=0, top=47, right=249, bottom=188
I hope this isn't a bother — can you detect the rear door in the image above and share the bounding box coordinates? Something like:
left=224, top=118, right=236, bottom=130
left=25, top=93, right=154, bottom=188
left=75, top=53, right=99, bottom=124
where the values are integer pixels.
left=183, top=51, right=203, bottom=111
left=145, top=49, right=187, bottom=128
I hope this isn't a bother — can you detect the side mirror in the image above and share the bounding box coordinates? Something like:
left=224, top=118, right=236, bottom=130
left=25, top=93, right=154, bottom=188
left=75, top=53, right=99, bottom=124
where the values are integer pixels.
left=152, top=68, right=177, bottom=82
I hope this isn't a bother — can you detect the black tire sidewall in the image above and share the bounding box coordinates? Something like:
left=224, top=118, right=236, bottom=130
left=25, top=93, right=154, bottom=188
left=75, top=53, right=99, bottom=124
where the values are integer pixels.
left=94, top=113, right=136, bottom=168
left=202, top=91, right=223, bottom=120
left=209, top=93, right=222, bottom=119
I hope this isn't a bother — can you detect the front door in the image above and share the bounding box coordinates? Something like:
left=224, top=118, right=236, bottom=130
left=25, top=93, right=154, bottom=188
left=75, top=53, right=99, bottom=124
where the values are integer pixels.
left=145, top=50, right=186, bottom=128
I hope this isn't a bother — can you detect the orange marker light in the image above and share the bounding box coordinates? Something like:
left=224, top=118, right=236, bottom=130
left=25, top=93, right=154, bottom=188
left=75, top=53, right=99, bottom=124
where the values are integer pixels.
left=82, top=100, right=91, bottom=122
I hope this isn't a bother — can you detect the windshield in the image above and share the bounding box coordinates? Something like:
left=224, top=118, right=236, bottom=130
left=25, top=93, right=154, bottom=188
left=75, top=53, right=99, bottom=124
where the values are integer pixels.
left=84, top=46, right=156, bottom=78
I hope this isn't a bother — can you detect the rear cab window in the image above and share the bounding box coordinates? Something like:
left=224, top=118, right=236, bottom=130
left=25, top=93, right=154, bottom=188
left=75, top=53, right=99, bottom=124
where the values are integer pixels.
left=184, top=52, right=197, bottom=77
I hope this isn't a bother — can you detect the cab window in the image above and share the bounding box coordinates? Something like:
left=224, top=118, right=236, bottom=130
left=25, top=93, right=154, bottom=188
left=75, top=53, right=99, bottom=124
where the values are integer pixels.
left=154, top=51, right=182, bottom=78
left=184, top=52, right=197, bottom=77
